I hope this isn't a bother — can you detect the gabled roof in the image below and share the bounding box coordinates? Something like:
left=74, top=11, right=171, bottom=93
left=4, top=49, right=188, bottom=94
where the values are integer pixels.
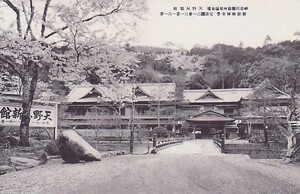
left=66, top=83, right=176, bottom=103
left=134, top=86, right=153, bottom=98
left=184, top=88, right=253, bottom=103
left=195, top=89, right=223, bottom=101
left=187, top=110, right=234, bottom=122
left=245, top=79, right=291, bottom=100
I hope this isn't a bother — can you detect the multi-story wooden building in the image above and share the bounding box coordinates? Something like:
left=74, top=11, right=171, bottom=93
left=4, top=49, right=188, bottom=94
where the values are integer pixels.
left=61, top=81, right=291, bottom=139
left=60, top=83, right=176, bottom=131
left=181, top=88, right=253, bottom=138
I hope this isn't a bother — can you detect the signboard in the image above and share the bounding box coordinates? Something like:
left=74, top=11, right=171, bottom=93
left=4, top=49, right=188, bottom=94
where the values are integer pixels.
left=0, top=105, right=56, bottom=128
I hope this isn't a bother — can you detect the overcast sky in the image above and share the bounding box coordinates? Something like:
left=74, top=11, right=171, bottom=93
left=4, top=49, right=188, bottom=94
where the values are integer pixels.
left=133, top=0, right=300, bottom=49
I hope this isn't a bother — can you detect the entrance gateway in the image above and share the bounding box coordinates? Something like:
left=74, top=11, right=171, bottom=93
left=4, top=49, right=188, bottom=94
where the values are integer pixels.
left=186, top=110, right=234, bottom=139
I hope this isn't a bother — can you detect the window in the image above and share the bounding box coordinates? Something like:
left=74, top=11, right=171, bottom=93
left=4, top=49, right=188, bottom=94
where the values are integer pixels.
left=120, top=108, right=125, bottom=116
left=214, top=106, right=219, bottom=113
left=224, top=108, right=234, bottom=115
left=199, top=106, right=204, bottom=113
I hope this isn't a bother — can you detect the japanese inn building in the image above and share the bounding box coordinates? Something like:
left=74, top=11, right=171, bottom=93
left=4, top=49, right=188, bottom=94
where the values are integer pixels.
left=61, top=81, right=291, bottom=139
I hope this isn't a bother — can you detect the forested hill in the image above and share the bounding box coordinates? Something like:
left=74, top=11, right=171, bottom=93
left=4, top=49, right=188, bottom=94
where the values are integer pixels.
left=132, top=40, right=300, bottom=91
left=1, top=40, right=300, bottom=101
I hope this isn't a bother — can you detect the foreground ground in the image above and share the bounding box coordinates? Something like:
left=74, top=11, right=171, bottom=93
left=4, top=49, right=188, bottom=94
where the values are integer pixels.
left=1, top=140, right=300, bottom=194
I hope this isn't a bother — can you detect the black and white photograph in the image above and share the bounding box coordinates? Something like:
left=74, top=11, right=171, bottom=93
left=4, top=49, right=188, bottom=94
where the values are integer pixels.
left=0, top=0, right=300, bottom=193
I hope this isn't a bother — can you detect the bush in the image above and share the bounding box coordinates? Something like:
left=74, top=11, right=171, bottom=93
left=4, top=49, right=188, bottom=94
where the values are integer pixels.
left=166, top=131, right=176, bottom=138
left=44, top=140, right=60, bottom=155
left=152, top=126, right=168, bottom=138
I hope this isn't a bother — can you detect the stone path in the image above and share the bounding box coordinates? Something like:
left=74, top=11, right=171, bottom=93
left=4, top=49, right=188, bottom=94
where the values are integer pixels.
left=159, top=139, right=222, bottom=155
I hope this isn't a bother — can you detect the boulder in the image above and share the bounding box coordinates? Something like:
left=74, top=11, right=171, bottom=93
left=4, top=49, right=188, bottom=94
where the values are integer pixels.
left=58, top=130, right=101, bottom=163
left=0, top=165, right=16, bottom=173
left=0, top=170, right=6, bottom=175
left=5, top=136, right=18, bottom=147
left=8, top=157, right=41, bottom=169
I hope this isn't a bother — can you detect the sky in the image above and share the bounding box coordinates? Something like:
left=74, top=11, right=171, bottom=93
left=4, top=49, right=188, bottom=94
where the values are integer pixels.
left=132, top=0, right=300, bottom=49
left=0, top=0, right=299, bottom=50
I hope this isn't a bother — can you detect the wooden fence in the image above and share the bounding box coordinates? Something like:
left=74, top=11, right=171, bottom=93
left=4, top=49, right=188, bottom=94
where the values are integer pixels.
left=151, top=135, right=184, bottom=153
left=213, top=134, right=225, bottom=153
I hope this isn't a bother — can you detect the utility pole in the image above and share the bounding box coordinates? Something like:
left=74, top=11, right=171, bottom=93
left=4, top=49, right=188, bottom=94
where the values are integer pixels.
left=129, top=85, right=135, bottom=154
left=263, top=86, right=269, bottom=148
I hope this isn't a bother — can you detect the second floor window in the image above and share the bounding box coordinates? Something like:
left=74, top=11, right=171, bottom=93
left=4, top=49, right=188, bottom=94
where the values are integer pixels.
left=199, top=106, right=204, bottom=113
left=120, top=108, right=125, bottom=116
left=214, top=106, right=219, bottom=113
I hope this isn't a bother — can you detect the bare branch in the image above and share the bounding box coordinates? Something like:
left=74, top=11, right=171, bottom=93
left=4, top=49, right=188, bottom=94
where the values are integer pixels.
left=45, top=1, right=123, bottom=39
left=0, top=55, right=24, bottom=79
left=24, top=0, right=35, bottom=40
left=3, top=0, right=22, bottom=37
left=41, top=0, right=52, bottom=38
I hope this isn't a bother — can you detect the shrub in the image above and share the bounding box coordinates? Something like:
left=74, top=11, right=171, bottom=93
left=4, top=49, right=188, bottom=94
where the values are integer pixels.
left=44, top=140, right=60, bottom=155
left=152, top=126, right=168, bottom=138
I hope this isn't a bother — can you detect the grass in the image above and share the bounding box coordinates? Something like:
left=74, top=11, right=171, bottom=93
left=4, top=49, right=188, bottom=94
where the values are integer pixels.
left=0, top=139, right=150, bottom=166
left=0, top=144, right=45, bottom=166
left=90, top=141, right=151, bottom=154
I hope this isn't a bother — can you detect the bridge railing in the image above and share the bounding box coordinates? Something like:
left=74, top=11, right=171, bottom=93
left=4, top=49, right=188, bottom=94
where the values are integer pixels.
left=151, top=135, right=184, bottom=153
left=213, top=134, right=225, bottom=153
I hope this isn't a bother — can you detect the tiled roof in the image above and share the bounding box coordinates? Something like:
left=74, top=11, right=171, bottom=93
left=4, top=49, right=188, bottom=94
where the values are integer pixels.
left=66, top=83, right=176, bottom=103
left=187, top=110, right=235, bottom=122
left=183, top=88, right=253, bottom=103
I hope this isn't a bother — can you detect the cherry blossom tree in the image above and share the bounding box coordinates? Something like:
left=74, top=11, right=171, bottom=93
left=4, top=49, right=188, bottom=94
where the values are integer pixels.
left=0, top=0, right=146, bottom=146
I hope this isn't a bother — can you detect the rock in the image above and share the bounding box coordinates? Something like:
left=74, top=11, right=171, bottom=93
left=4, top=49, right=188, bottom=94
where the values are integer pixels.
left=5, top=136, right=18, bottom=147
left=39, top=152, right=48, bottom=164
left=29, top=138, right=45, bottom=148
left=151, top=148, right=157, bottom=154
left=58, top=130, right=101, bottom=163
left=116, top=151, right=125, bottom=155
left=47, top=155, right=61, bottom=160
left=0, top=170, right=6, bottom=175
left=8, top=157, right=41, bottom=169
left=0, top=165, right=16, bottom=173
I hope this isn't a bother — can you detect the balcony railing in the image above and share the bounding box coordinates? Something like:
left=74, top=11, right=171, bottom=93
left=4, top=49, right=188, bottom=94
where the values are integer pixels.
left=60, top=119, right=175, bottom=126
left=64, top=113, right=174, bottom=120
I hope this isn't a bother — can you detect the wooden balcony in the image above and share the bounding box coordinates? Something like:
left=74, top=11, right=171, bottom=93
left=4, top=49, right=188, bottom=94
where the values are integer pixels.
left=64, top=113, right=174, bottom=120
left=60, top=113, right=175, bottom=127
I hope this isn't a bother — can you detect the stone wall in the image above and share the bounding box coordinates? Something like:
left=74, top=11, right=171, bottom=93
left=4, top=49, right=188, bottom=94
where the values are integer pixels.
left=224, top=142, right=286, bottom=159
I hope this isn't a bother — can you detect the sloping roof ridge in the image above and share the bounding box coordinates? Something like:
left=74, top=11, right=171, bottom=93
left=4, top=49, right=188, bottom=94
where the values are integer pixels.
left=196, top=89, right=223, bottom=100
left=71, top=83, right=175, bottom=87
left=184, top=88, right=253, bottom=93
left=211, top=88, right=253, bottom=91
left=193, top=110, right=232, bottom=118
left=136, top=83, right=175, bottom=86
left=254, top=79, right=288, bottom=96
left=135, top=86, right=153, bottom=97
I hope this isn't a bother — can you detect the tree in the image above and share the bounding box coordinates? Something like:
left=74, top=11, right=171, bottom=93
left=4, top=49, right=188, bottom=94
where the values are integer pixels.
left=264, top=35, right=272, bottom=45
left=149, top=85, right=175, bottom=128
left=257, top=59, right=300, bottom=161
left=202, top=53, right=233, bottom=89
left=186, top=73, right=207, bottom=89
left=0, top=0, right=146, bottom=146
left=245, top=57, right=300, bottom=160
left=0, top=67, right=20, bottom=94
left=163, top=41, right=175, bottom=49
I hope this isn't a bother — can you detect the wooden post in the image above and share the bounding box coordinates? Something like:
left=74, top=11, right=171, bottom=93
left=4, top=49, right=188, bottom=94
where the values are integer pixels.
left=224, top=124, right=227, bottom=140
left=129, top=86, right=135, bottom=154
left=221, top=134, right=225, bottom=153
left=54, top=102, right=59, bottom=140
left=151, top=134, right=157, bottom=154
left=153, top=134, right=157, bottom=148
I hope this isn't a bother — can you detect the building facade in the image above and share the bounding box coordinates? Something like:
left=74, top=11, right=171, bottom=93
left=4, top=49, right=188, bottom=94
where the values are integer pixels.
left=60, top=83, right=177, bottom=131
left=61, top=81, right=291, bottom=139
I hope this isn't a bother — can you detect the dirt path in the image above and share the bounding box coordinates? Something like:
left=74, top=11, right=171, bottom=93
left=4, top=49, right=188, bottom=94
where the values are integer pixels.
left=159, top=139, right=222, bottom=155
left=1, top=140, right=300, bottom=194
